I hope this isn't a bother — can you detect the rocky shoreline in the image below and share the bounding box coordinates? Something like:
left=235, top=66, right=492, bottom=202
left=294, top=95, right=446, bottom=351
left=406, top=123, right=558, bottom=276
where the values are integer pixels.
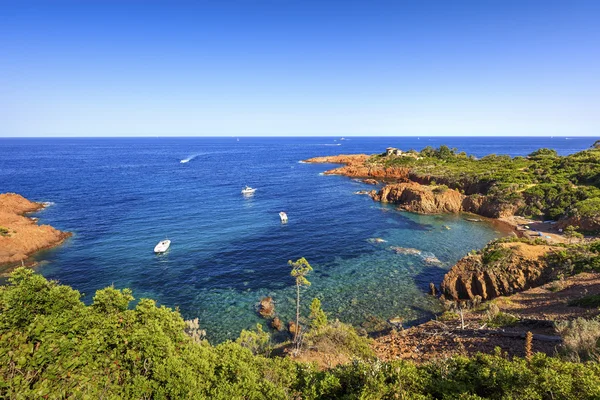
left=307, top=150, right=600, bottom=362
left=0, top=193, right=71, bottom=272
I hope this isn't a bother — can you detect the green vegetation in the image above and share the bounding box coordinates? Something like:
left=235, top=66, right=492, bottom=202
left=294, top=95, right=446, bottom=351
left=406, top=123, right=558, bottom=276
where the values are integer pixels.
left=486, top=311, right=519, bottom=328
left=545, top=240, right=600, bottom=275
left=371, top=145, right=600, bottom=225
left=0, top=226, right=10, bottom=237
left=236, top=323, right=272, bottom=356
left=2, top=268, right=600, bottom=398
left=302, top=320, right=375, bottom=361
left=569, top=294, right=600, bottom=308
left=309, top=298, right=328, bottom=330
left=556, top=317, right=600, bottom=362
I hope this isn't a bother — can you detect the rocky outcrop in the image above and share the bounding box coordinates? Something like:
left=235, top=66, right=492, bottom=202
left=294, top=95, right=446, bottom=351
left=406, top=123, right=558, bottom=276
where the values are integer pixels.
left=441, top=243, right=556, bottom=301
left=462, top=195, right=522, bottom=219
left=371, top=183, right=464, bottom=214
left=0, top=193, right=71, bottom=266
left=258, top=296, right=275, bottom=318
left=556, top=215, right=600, bottom=233
left=271, top=317, right=283, bottom=331
left=370, top=182, right=521, bottom=219
left=304, top=155, right=411, bottom=180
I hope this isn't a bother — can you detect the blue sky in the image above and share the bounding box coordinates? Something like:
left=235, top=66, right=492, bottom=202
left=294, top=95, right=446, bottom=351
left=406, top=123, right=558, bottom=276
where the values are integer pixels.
left=1, top=0, right=599, bottom=137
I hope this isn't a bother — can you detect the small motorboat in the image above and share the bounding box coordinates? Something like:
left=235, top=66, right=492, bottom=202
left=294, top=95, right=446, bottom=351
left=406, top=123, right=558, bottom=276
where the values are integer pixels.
left=241, top=186, right=257, bottom=195
left=279, top=212, right=288, bottom=223
left=154, top=239, right=171, bottom=254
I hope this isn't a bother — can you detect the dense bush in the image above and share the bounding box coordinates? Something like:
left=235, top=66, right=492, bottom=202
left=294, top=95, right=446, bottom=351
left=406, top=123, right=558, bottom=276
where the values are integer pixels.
left=376, top=145, right=600, bottom=221
left=3, top=269, right=600, bottom=398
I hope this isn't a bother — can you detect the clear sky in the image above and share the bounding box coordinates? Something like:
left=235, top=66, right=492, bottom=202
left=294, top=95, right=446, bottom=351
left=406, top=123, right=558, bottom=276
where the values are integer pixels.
left=2, top=0, right=599, bottom=137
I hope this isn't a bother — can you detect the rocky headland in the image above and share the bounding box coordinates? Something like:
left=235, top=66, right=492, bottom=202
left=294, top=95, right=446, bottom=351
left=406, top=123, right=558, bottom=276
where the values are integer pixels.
left=306, top=146, right=600, bottom=330
left=0, top=193, right=71, bottom=268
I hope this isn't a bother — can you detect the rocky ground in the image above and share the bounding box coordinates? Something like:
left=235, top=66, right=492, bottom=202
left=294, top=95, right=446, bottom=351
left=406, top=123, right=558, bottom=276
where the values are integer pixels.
left=0, top=193, right=70, bottom=273
left=374, top=272, right=600, bottom=362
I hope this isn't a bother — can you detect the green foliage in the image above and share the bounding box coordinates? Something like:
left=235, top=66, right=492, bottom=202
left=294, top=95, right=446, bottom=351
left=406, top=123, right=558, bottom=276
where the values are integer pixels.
left=236, top=323, right=272, bottom=356
left=544, top=240, right=600, bottom=275
left=528, top=148, right=558, bottom=158
left=486, top=311, right=519, bottom=328
left=0, top=268, right=298, bottom=399
left=309, top=298, right=328, bottom=330
left=303, top=320, right=375, bottom=361
left=0, top=226, right=10, bottom=236
left=289, top=257, right=312, bottom=288
left=556, top=318, right=600, bottom=362
left=569, top=294, right=600, bottom=308
left=433, top=184, right=449, bottom=194
left=574, top=197, right=600, bottom=218
left=3, top=269, right=600, bottom=398
left=438, top=311, right=460, bottom=321
left=482, top=246, right=512, bottom=265
left=373, top=144, right=600, bottom=220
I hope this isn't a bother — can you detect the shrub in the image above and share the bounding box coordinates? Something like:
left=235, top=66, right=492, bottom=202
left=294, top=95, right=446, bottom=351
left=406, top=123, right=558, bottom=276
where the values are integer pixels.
left=485, top=304, right=518, bottom=327
left=433, top=184, right=449, bottom=194
left=303, top=320, right=374, bottom=360
left=309, top=298, right=328, bottom=330
left=555, top=317, right=600, bottom=361
left=569, top=294, right=600, bottom=308
left=438, top=311, right=460, bottom=321
left=482, top=247, right=511, bottom=265
left=236, top=323, right=272, bottom=356
left=0, top=226, right=10, bottom=236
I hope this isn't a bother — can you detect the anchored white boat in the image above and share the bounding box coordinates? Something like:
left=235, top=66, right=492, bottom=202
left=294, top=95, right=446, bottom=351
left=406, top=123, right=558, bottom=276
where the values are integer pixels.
left=241, top=186, right=257, bottom=195
left=279, top=212, right=288, bottom=223
left=154, top=239, right=171, bottom=253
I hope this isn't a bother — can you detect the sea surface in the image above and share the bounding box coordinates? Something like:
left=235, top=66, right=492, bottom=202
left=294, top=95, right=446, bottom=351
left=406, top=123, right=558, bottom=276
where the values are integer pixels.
left=0, top=136, right=596, bottom=341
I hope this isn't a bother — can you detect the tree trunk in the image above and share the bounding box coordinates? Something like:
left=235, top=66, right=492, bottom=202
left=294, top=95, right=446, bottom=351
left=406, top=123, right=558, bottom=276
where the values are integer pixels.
left=294, top=283, right=300, bottom=343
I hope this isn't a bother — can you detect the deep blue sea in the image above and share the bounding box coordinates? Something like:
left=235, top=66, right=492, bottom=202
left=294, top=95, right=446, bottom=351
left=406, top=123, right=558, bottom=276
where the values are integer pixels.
left=0, top=136, right=597, bottom=341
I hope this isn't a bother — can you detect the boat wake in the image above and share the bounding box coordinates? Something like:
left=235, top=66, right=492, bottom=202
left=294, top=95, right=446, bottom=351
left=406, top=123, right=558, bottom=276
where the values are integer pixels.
left=180, top=154, right=199, bottom=164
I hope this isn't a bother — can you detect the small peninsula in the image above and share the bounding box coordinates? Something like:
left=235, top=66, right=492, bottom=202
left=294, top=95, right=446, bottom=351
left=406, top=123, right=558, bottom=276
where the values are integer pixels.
left=306, top=144, right=600, bottom=231
left=0, top=193, right=70, bottom=268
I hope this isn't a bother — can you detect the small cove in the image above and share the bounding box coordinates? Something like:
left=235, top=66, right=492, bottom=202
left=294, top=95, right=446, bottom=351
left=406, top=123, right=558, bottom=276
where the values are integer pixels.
left=0, top=136, right=594, bottom=341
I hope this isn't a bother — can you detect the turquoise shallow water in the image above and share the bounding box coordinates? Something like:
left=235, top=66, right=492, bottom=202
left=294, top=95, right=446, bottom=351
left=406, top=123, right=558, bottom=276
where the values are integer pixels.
left=0, top=136, right=596, bottom=341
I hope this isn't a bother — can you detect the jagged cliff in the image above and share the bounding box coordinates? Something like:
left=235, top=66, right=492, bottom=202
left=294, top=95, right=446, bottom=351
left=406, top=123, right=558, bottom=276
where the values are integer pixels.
left=370, top=183, right=521, bottom=218
left=0, top=193, right=71, bottom=265
left=440, top=242, right=556, bottom=301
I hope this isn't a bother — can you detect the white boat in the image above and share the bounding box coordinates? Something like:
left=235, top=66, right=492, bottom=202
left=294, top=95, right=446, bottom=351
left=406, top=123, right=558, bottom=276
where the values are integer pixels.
left=241, top=186, right=257, bottom=195
left=279, top=212, right=288, bottom=223
left=154, top=239, right=171, bottom=253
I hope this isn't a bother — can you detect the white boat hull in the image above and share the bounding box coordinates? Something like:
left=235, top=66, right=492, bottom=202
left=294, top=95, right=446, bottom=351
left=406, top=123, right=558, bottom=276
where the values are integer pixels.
left=154, top=240, right=171, bottom=253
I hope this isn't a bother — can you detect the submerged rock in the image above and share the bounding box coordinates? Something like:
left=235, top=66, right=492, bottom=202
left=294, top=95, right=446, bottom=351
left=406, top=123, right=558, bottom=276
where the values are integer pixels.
left=367, top=237, right=387, bottom=244
left=271, top=317, right=282, bottom=331
left=288, top=321, right=301, bottom=336
left=258, top=297, right=275, bottom=318
left=390, top=246, right=422, bottom=255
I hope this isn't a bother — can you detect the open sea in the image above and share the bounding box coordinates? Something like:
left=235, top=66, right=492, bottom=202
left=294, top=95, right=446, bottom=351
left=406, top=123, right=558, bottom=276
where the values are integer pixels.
left=0, top=136, right=596, bottom=341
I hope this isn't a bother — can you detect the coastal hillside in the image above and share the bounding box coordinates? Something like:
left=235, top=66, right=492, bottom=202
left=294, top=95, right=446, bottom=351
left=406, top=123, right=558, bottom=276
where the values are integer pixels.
left=307, top=143, right=600, bottom=231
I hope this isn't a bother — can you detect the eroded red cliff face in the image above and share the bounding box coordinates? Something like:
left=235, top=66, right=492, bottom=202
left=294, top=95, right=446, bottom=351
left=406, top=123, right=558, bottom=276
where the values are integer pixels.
left=440, top=242, right=556, bottom=301
left=0, top=193, right=71, bottom=265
